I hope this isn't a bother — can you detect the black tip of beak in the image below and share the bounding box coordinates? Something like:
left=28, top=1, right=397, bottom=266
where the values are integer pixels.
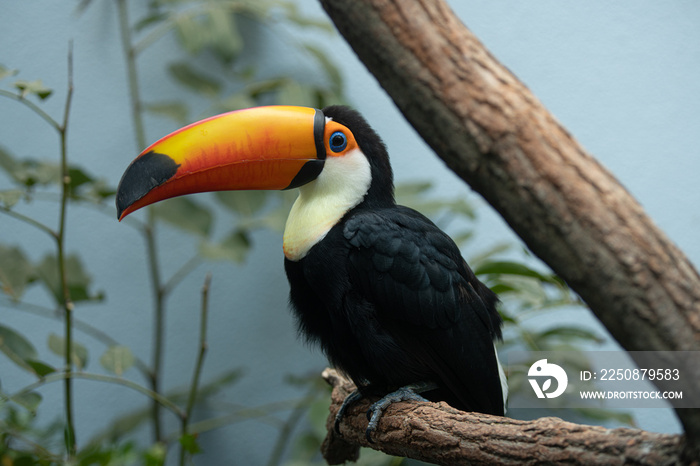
left=116, top=151, right=180, bottom=219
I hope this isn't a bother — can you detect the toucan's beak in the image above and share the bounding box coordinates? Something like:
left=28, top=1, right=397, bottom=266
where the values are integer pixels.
left=116, top=106, right=326, bottom=220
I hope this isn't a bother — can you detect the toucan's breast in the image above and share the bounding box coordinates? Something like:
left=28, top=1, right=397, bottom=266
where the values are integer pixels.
left=283, top=148, right=372, bottom=261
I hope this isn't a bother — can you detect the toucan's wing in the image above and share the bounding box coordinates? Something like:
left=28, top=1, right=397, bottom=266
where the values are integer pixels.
left=343, top=206, right=505, bottom=414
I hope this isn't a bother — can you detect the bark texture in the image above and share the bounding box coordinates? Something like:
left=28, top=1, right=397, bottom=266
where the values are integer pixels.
left=322, top=369, right=684, bottom=465
left=319, top=0, right=700, bottom=459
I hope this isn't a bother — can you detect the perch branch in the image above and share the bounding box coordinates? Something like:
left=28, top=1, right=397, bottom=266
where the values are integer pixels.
left=321, top=369, right=683, bottom=465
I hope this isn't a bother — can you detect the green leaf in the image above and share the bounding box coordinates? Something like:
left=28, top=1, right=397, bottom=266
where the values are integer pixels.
left=0, top=64, right=19, bottom=81
left=417, top=198, right=475, bottom=219
left=70, top=177, right=116, bottom=204
left=475, top=260, right=563, bottom=285
left=13, top=79, right=52, bottom=100
left=143, top=442, right=167, bottom=466
left=443, top=198, right=476, bottom=218
left=246, top=78, right=288, bottom=99
left=207, top=7, right=243, bottom=62
left=0, top=245, right=34, bottom=300
left=47, top=333, right=88, bottom=370
left=36, top=253, right=103, bottom=304
left=394, top=181, right=476, bottom=221
left=173, top=5, right=244, bottom=63
left=67, top=166, right=94, bottom=191
left=0, top=189, right=23, bottom=208
left=469, top=242, right=512, bottom=266
left=0, top=146, right=21, bottom=179
left=179, top=433, right=202, bottom=455
left=168, top=62, right=221, bottom=96
left=12, top=391, right=42, bottom=413
left=489, top=283, right=518, bottom=295
left=450, top=230, right=474, bottom=247
left=145, top=101, right=190, bottom=125
left=77, top=442, right=139, bottom=466
left=277, top=80, right=315, bottom=106
left=25, top=359, right=56, bottom=377
left=395, top=181, right=433, bottom=199
left=0, top=325, right=39, bottom=371
left=536, top=326, right=604, bottom=344
left=214, top=191, right=268, bottom=216
left=64, top=165, right=117, bottom=203
left=200, top=230, right=251, bottom=263
left=152, top=196, right=212, bottom=237
left=25, top=160, right=61, bottom=186
left=0, top=149, right=61, bottom=187
left=100, top=346, right=135, bottom=376
left=174, top=14, right=205, bottom=55
left=134, top=11, right=168, bottom=32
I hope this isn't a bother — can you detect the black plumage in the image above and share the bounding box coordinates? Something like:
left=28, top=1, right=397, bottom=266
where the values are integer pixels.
left=284, top=106, right=505, bottom=418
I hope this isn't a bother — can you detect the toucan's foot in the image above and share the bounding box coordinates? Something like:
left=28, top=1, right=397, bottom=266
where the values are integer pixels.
left=364, top=382, right=435, bottom=443
left=334, top=389, right=364, bottom=435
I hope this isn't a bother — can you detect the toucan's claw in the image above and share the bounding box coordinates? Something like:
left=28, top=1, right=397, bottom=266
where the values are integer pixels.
left=335, top=383, right=436, bottom=442
left=364, top=383, right=434, bottom=443
left=334, top=389, right=364, bottom=435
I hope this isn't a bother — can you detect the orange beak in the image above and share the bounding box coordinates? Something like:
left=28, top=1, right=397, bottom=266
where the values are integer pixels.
left=116, top=106, right=325, bottom=220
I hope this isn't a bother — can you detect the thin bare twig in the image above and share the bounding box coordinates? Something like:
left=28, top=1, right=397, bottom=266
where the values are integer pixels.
left=179, top=273, right=212, bottom=465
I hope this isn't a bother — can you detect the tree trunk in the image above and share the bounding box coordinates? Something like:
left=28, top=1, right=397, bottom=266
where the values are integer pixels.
left=319, top=0, right=700, bottom=461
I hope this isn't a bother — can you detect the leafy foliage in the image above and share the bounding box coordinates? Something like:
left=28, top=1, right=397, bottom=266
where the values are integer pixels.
left=0, top=1, right=625, bottom=464
left=0, top=144, right=114, bottom=203
left=0, top=64, right=19, bottom=81
left=0, top=0, right=344, bottom=463
left=48, top=333, right=89, bottom=370
left=99, top=346, right=135, bottom=377
left=0, top=325, right=44, bottom=377
left=0, top=246, right=35, bottom=300
left=0, top=405, right=63, bottom=464
left=37, top=254, right=104, bottom=305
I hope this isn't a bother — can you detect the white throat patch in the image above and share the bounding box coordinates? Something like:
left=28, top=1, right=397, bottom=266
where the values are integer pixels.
left=283, top=148, right=371, bottom=261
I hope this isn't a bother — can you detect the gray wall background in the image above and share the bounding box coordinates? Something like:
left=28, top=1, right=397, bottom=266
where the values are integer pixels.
left=1, top=1, right=699, bottom=463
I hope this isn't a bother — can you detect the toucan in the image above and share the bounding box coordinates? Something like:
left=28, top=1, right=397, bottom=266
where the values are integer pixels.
left=116, top=105, right=507, bottom=440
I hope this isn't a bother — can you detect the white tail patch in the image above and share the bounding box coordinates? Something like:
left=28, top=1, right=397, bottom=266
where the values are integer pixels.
left=494, top=345, right=508, bottom=413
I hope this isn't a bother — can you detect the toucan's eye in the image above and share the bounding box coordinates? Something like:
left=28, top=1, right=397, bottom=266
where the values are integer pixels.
left=329, top=131, right=348, bottom=153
